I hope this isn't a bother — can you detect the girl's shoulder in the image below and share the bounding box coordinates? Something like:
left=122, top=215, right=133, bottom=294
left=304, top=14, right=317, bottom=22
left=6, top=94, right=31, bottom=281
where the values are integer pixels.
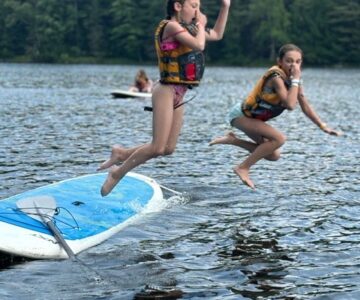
left=163, top=20, right=183, bottom=33
left=161, top=21, right=186, bottom=42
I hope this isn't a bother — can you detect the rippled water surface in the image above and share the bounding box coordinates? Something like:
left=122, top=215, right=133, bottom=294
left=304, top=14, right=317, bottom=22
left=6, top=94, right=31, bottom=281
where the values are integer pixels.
left=0, top=63, right=359, bottom=299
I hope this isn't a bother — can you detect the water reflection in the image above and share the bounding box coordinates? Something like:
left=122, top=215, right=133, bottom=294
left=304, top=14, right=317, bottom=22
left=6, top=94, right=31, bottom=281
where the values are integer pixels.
left=0, top=252, right=30, bottom=269
left=0, top=64, right=359, bottom=299
left=219, top=227, right=294, bottom=299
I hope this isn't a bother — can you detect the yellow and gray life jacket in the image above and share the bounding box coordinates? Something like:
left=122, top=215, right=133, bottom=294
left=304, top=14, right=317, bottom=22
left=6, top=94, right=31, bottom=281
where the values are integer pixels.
left=154, top=20, right=205, bottom=86
left=242, top=66, right=290, bottom=121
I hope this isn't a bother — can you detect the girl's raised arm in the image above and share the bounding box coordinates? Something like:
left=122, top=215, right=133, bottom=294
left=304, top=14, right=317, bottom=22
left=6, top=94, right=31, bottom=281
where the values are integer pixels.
left=206, top=0, right=231, bottom=41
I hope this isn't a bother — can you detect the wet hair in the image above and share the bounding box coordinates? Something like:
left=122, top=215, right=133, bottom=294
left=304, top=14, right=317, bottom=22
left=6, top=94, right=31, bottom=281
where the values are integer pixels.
left=135, top=69, right=149, bottom=82
left=134, top=70, right=150, bottom=90
left=166, top=0, right=186, bottom=19
left=278, top=44, right=303, bottom=60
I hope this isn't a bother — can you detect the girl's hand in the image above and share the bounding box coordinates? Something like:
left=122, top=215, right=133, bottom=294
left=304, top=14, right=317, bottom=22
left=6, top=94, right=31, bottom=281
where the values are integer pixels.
left=221, top=0, right=231, bottom=7
left=289, top=64, right=301, bottom=79
left=322, top=126, right=343, bottom=136
left=196, top=10, right=207, bottom=27
left=320, top=122, right=343, bottom=136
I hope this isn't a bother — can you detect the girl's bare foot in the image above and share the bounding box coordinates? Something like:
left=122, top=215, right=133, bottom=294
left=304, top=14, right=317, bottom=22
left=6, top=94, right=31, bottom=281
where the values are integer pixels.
left=97, top=145, right=127, bottom=171
left=233, top=166, right=255, bottom=190
left=209, top=132, right=237, bottom=146
left=100, top=167, right=123, bottom=196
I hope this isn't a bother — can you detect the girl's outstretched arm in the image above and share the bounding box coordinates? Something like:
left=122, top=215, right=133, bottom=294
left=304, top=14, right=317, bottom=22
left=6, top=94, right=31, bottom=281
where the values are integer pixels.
left=206, top=0, right=231, bottom=41
left=298, top=87, right=343, bottom=136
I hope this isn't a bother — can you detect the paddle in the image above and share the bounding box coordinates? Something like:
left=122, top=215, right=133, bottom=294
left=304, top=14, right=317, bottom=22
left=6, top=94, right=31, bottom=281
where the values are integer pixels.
left=16, top=196, right=104, bottom=282
left=16, top=196, right=76, bottom=260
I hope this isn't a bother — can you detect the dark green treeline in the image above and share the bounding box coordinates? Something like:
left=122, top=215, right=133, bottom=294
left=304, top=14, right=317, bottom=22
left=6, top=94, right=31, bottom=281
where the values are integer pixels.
left=0, top=0, right=359, bottom=66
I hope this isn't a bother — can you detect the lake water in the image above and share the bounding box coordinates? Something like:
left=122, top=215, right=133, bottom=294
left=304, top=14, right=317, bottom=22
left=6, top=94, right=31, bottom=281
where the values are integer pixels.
left=0, top=63, right=359, bottom=299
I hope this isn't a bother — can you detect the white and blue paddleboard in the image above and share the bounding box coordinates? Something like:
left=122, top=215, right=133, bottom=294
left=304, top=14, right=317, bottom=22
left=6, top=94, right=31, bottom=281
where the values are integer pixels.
left=0, top=172, right=163, bottom=259
left=111, top=89, right=152, bottom=99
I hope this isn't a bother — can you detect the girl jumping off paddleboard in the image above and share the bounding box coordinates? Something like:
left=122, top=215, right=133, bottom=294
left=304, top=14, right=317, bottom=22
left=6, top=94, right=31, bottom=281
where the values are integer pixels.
left=99, top=0, right=231, bottom=196
left=210, top=44, right=342, bottom=190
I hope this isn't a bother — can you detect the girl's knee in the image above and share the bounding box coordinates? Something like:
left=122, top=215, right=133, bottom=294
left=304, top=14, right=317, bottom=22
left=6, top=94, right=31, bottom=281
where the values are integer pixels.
left=164, top=149, right=174, bottom=156
left=265, top=134, right=286, bottom=161
left=152, top=147, right=166, bottom=157
left=266, top=149, right=281, bottom=161
left=164, top=145, right=176, bottom=156
left=275, top=133, right=286, bottom=147
left=151, top=145, right=174, bottom=157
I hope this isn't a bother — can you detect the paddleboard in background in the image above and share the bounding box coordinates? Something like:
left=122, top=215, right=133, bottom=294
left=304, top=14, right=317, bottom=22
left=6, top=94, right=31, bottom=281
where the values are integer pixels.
left=0, top=172, right=163, bottom=259
left=111, top=89, right=152, bottom=99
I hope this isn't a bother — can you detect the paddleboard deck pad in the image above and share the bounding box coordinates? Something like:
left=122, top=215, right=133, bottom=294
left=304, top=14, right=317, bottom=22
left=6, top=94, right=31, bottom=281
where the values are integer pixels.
left=111, top=89, right=152, bottom=99
left=0, top=172, right=163, bottom=259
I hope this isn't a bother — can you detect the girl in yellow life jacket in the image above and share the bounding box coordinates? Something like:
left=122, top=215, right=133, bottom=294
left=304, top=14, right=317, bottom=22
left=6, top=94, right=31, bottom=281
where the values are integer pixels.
left=99, top=0, right=231, bottom=196
left=210, top=44, right=342, bottom=190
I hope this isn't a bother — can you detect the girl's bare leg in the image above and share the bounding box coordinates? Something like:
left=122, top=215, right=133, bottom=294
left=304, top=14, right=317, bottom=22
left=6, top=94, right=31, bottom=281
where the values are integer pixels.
left=97, top=145, right=142, bottom=171
left=210, top=131, right=280, bottom=161
left=209, top=131, right=257, bottom=188
left=233, top=165, right=255, bottom=189
left=101, top=85, right=183, bottom=196
left=161, top=104, right=184, bottom=155
left=209, top=131, right=258, bottom=152
left=230, top=117, right=286, bottom=189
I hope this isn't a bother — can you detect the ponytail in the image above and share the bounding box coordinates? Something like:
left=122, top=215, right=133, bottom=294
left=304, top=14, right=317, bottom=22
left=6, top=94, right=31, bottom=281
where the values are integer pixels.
left=166, top=0, right=185, bottom=19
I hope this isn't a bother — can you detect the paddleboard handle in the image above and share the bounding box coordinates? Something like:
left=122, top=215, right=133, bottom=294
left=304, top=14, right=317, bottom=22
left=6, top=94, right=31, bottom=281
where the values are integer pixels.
left=159, top=184, right=183, bottom=196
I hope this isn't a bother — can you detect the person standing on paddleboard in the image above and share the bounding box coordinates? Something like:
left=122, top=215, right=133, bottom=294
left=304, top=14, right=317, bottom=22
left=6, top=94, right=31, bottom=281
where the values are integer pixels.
left=209, top=44, right=342, bottom=190
left=99, top=0, right=231, bottom=196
